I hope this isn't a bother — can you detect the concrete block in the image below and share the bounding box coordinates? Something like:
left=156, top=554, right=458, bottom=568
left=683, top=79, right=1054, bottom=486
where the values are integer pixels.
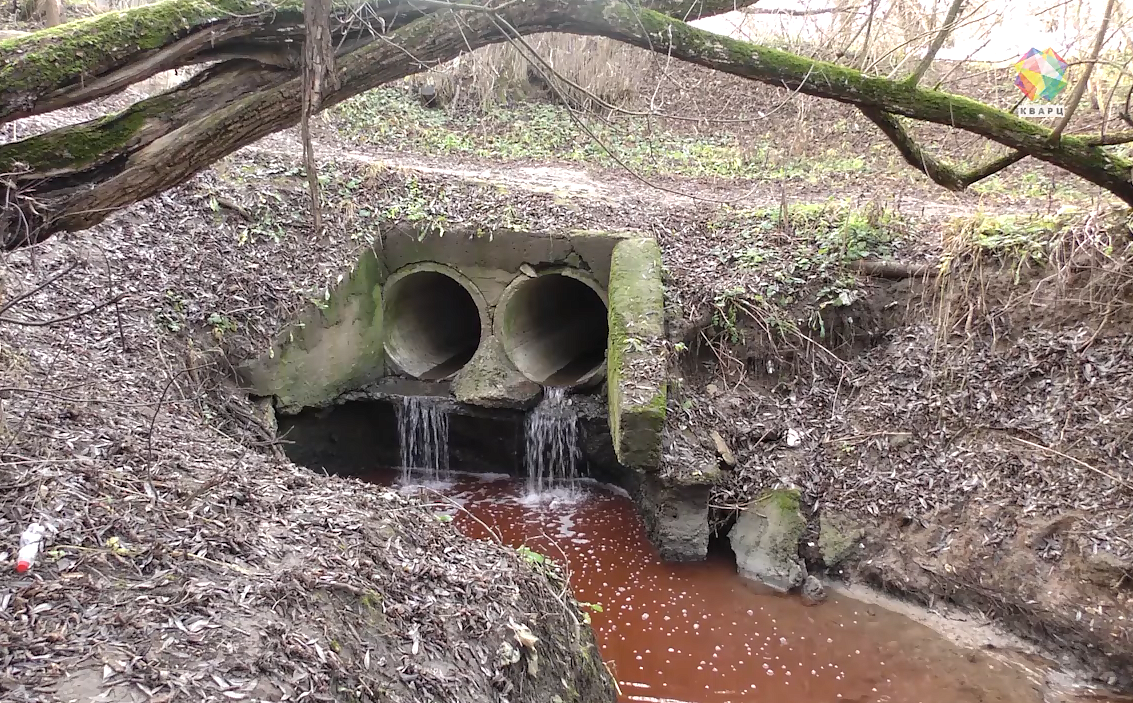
left=730, top=489, right=807, bottom=593
left=452, top=335, right=541, bottom=409
left=607, top=237, right=666, bottom=469
left=238, top=247, right=387, bottom=412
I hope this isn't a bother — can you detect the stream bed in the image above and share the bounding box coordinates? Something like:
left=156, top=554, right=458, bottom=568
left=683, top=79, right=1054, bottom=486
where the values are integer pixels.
left=369, top=470, right=1098, bottom=703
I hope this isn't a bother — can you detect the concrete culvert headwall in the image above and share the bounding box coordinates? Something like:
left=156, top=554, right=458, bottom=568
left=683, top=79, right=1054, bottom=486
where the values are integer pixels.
left=496, top=270, right=609, bottom=387
left=383, top=265, right=487, bottom=381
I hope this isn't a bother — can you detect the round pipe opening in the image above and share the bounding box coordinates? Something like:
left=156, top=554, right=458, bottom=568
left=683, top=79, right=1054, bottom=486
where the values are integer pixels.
left=383, top=267, right=485, bottom=381
left=496, top=271, right=609, bottom=387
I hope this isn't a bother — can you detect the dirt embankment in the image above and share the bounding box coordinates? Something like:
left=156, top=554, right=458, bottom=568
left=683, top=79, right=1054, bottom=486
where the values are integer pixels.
left=665, top=210, right=1133, bottom=687
left=0, top=151, right=618, bottom=702
left=2, top=125, right=1131, bottom=697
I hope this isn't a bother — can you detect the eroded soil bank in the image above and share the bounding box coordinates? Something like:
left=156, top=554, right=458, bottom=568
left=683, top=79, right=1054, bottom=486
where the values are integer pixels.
left=1, top=119, right=1131, bottom=700
left=667, top=227, right=1133, bottom=688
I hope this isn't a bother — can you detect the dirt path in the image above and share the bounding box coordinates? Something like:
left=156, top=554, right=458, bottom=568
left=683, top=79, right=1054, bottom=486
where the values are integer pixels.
left=252, top=129, right=1008, bottom=220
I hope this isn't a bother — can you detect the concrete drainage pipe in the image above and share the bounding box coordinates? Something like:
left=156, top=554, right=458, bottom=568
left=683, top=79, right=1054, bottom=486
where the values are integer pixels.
left=383, top=264, right=488, bottom=381
left=496, top=269, right=609, bottom=387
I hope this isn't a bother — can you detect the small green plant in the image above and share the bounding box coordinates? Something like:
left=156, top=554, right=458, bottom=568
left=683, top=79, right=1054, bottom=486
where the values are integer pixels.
left=329, top=88, right=769, bottom=179
left=207, top=312, right=238, bottom=340
left=711, top=288, right=745, bottom=344
left=577, top=601, right=604, bottom=625
left=382, top=176, right=451, bottom=237
left=517, top=545, right=546, bottom=565
left=157, top=290, right=187, bottom=332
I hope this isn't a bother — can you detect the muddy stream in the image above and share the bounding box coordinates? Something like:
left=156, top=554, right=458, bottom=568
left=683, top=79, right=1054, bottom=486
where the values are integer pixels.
left=359, top=469, right=1080, bottom=703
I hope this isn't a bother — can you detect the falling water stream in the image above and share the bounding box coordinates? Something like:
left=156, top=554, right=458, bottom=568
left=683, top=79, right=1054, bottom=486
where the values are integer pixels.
left=523, top=387, right=581, bottom=494
left=395, top=395, right=449, bottom=481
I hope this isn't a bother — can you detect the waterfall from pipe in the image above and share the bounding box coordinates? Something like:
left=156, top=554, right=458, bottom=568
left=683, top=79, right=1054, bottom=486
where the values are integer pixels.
left=524, top=387, right=581, bottom=494
left=397, top=396, right=449, bottom=482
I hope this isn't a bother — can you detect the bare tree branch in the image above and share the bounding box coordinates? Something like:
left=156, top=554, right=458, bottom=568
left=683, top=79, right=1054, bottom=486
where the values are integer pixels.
left=0, top=260, right=79, bottom=317
left=301, top=0, right=338, bottom=234
left=906, top=0, right=966, bottom=86
left=861, top=107, right=1027, bottom=190
left=742, top=4, right=860, bottom=16
left=1050, top=0, right=1118, bottom=143
left=0, top=292, right=127, bottom=326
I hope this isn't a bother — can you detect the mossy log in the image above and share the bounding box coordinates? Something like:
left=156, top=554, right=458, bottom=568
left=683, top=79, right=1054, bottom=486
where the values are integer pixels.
left=0, top=0, right=432, bottom=123
left=2, top=0, right=1132, bottom=248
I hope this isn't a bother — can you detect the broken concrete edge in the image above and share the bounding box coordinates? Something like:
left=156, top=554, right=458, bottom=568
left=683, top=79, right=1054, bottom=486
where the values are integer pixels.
left=598, top=456, right=714, bottom=562
left=237, top=246, right=387, bottom=413
left=728, top=488, right=808, bottom=593
left=641, top=473, right=713, bottom=562
left=452, top=334, right=542, bottom=410
left=607, top=237, right=667, bottom=469
left=665, top=463, right=721, bottom=488
left=382, top=222, right=643, bottom=292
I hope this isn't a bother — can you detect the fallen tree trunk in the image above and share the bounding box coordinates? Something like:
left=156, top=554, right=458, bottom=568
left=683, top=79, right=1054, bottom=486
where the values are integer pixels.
left=0, top=0, right=428, bottom=123
left=0, top=0, right=303, bottom=122
left=2, top=0, right=1131, bottom=249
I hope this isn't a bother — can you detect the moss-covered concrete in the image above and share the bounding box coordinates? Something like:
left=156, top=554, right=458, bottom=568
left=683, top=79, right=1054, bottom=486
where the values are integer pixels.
left=452, top=334, right=541, bottom=409
left=729, top=488, right=807, bottom=592
left=818, top=509, right=865, bottom=568
left=238, top=247, right=387, bottom=412
left=381, top=223, right=628, bottom=290
left=607, top=237, right=666, bottom=469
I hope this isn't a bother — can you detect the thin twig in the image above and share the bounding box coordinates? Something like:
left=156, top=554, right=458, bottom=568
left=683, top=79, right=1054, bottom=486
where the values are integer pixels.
left=0, top=292, right=126, bottom=326
left=489, top=11, right=806, bottom=206
left=1009, top=435, right=1128, bottom=489
left=906, top=0, right=967, bottom=86
left=1049, top=0, right=1118, bottom=144
left=146, top=364, right=209, bottom=472
left=0, top=260, right=78, bottom=317
left=182, top=450, right=246, bottom=506
left=87, top=239, right=128, bottom=350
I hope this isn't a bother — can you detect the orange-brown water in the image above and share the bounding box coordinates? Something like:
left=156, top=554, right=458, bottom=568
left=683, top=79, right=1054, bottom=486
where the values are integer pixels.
left=394, top=472, right=1055, bottom=703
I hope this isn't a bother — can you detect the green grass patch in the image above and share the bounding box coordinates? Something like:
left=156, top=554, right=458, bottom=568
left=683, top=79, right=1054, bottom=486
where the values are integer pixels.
left=940, top=211, right=1076, bottom=282
left=943, top=212, right=1071, bottom=263
left=330, top=88, right=870, bottom=181
left=703, top=200, right=903, bottom=342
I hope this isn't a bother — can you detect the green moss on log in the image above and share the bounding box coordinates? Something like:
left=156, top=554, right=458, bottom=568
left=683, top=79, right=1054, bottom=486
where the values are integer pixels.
left=0, top=0, right=301, bottom=104
left=0, top=109, right=147, bottom=172
left=600, top=4, right=1039, bottom=140
left=598, top=2, right=1132, bottom=190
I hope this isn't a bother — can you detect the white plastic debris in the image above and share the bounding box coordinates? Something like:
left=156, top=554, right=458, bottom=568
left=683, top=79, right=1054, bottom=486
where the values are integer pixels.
left=786, top=428, right=803, bottom=447
left=16, top=523, right=46, bottom=573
